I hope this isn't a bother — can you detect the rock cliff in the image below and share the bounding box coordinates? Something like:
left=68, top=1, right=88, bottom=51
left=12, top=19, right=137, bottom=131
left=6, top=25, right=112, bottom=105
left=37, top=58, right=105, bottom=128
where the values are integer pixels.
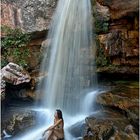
left=1, top=0, right=139, bottom=76
left=94, top=0, right=139, bottom=75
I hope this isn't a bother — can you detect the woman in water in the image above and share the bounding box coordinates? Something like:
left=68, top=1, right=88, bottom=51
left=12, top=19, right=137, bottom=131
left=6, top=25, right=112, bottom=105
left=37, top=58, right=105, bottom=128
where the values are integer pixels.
left=42, top=109, right=64, bottom=140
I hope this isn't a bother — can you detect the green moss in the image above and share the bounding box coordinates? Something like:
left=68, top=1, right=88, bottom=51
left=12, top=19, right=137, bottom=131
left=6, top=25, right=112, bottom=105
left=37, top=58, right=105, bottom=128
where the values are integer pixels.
left=1, top=60, right=9, bottom=68
left=1, top=25, right=30, bottom=68
left=94, top=20, right=109, bottom=33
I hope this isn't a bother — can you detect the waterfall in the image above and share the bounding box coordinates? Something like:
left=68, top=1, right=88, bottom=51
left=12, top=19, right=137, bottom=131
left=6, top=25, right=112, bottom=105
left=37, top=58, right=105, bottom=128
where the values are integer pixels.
left=40, top=0, right=97, bottom=115
left=8, top=0, right=98, bottom=139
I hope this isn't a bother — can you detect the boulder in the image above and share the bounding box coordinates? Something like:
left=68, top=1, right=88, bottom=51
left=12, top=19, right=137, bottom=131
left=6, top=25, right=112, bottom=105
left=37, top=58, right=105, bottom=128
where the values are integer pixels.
left=96, top=92, right=138, bottom=111
left=95, top=82, right=139, bottom=134
left=85, top=117, right=114, bottom=140
left=1, top=63, right=31, bottom=100
left=1, top=62, right=31, bottom=85
left=83, top=110, right=138, bottom=140
left=1, top=111, right=36, bottom=138
left=68, top=120, right=86, bottom=138
left=109, top=125, right=138, bottom=140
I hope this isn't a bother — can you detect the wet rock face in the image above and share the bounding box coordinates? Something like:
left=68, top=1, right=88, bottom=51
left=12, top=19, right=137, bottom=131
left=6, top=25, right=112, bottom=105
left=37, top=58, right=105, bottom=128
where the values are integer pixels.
left=1, top=0, right=58, bottom=32
left=94, top=0, right=139, bottom=75
left=96, top=0, right=139, bottom=19
left=1, top=111, right=36, bottom=138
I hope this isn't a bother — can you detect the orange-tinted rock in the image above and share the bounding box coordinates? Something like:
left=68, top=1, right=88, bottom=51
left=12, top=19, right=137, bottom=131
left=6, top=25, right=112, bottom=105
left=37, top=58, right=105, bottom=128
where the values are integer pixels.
left=96, top=0, right=139, bottom=19
left=133, top=16, right=139, bottom=30
left=97, top=92, right=138, bottom=110
left=121, top=58, right=139, bottom=66
left=96, top=85, right=139, bottom=120
left=112, top=58, right=121, bottom=66
left=128, top=31, right=139, bottom=39
left=96, top=0, right=139, bottom=74
left=1, top=4, right=20, bottom=29
left=1, top=63, right=31, bottom=101
left=97, top=27, right=139, bottom=69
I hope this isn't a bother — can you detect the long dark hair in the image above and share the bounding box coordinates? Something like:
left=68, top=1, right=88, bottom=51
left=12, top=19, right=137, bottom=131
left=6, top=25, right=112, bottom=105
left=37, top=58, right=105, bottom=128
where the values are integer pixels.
left=56, top=109, right=63, bottom=120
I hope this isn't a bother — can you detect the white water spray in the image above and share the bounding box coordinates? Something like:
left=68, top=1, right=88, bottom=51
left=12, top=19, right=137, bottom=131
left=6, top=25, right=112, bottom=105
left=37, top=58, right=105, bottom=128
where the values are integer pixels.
left=40, top=0, right=96, bottom=115
left=12, top=0, right=99, bottom=139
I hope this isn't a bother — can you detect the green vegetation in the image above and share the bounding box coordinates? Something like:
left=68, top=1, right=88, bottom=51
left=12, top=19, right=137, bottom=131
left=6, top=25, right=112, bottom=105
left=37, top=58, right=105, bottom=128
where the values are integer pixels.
left=95, top=20, right=109, bottom=33
left=1, top=25, right=30, bottom=68
left=95, top=38, right=110, bottom=67
left=92, top=3, right=109, bottom=34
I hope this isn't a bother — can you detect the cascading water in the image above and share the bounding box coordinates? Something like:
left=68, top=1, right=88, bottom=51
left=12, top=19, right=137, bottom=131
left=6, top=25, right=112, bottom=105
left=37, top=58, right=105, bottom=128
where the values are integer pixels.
left=12, top=0, right=99, bottom=139
left=40, top=0, right=97, bottom=115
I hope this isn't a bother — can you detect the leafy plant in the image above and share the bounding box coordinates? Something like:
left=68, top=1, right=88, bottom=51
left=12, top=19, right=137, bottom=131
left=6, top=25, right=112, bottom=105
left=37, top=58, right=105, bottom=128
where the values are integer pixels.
left=1, top=25, right=30, bottom=68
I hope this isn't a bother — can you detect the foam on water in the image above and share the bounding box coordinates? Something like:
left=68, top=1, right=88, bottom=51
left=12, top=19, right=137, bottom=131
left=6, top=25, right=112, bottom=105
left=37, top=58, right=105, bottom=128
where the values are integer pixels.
left=12, top=108, right=88, bottom=140
left=11, top=89, right=106, bottom=140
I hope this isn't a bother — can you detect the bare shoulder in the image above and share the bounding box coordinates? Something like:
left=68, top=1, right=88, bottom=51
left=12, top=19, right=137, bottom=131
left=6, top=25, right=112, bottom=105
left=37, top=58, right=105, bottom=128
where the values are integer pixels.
left=58, top=119, right=63, bottom=122
left=57, top=119, right=64, bottom=125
